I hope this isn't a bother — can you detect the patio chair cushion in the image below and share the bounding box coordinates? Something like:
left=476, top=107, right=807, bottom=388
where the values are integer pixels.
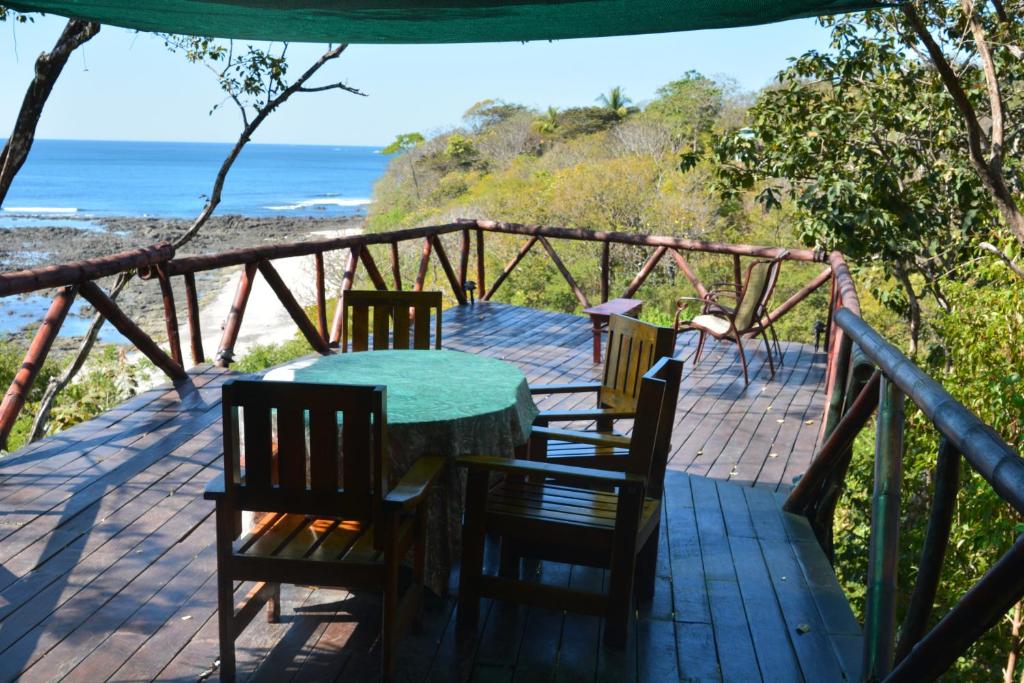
left=689, top=314, right=732, bottom=337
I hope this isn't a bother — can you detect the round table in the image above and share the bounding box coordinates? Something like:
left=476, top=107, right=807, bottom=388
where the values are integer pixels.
left=264, top=349, right=538, bottom=593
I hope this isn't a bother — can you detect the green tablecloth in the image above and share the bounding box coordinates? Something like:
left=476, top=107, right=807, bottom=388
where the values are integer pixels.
left=264, top=349, right=538, bottom=593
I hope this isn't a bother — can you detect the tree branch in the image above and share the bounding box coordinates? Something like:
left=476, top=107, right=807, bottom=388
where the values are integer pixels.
left=297, top=82, right=367, bottom=96
left=962, top=0, right=1005, bottom=171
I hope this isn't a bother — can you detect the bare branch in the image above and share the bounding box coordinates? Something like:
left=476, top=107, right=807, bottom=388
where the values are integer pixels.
left=978, top=241, right=1024, bottom=279
left=297, top=82, right=367, bottom=96
left=962, top=0, right=1005, bottom=170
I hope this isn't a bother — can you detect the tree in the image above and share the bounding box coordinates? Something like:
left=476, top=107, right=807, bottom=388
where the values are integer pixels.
left=0, top=13, right=100, bottom=206
left=462, top=99, right=528, bottom=131
left=534, top=106, right=560, bottom=135
left=712, top=11, right=993, bottom=352
left=555, top=106, right=621, bottom=138
left=383, top=132, right=425, bottom=200
left=596, top=86, right=637, bottom=119
left=645, top=71, right=726, bottom=152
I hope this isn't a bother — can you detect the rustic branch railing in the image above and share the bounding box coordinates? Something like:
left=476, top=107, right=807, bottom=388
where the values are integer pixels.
left=3, top=218, right=1023, bottom=681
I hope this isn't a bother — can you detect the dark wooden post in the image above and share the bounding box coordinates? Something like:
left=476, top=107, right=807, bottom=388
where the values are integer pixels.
left=413, top=237, right=432, bottom=292
left=359, top=247, right=390, bottom=291
left=600, top=241, right=610, bottom=303
left=895, top=437, right=960, bottom=662
left=0, top=285, right=76, bottom=449
left=431, top=235, right=468, bottom=305
left=155, top=265, right=183, bottom=367
left=314, top=252, right=328, bottom=341
left=475, top=228, right=486, bottom=298
left=256, top=260, right=330, bottom=354
left=389, top=241, right=402, bottom=291
left=482, top=236, right=537, bottom=301
left=329, top=246, right=361, bottom=347
left=863, top=375, right=904, bottom=681
left=216, top=263, right=258, bottom=367
left=537, top=236, right=589, bottom=308
left=80, top=280, right=187, bottom=380
left=183, top=272, right=204, bottom=365
left=622, top=246, right=667, bottom=299
left=732, top=253, right=743, bottom=292
left=458, top=228, right=470, bottom=290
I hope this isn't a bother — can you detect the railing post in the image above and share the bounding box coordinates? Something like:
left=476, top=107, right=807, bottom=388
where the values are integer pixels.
left=459, top=228, right=470, bottom=292
left=216, top=263, right=258, bottom=368
left=863, top=375, right=905, bottom=681
left=732, top=253, right=743, bottom=292
left=894, top=436, right=960, bottom=663
left=329, top=246, right=361, bottom=347
left=155, top=265, right=183, bottom=368
left=0, top=285, right=77, bottom=450
left=183, top=272, right=204, bottom=365
left=314, top=252, right=328, bottom=341
left=475, top=228, right=486, bottom=298
left=600, top=241, right=610, bottom=303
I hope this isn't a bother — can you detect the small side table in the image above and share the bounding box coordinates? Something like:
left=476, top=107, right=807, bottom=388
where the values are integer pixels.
left=583, top=298, right=643, bottom=363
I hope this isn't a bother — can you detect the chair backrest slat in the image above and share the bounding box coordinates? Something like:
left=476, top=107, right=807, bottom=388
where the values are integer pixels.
left=342, top=290, right=442, bottom=351
left=222, top=380, right=386, bottom=521
left=276, top=406, right=306, bottom=489
left=733, top=251, right=787, bottom=333
left=600, top=315, right=675, bottom=412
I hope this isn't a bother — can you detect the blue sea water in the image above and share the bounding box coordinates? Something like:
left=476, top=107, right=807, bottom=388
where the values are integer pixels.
left=1, top=139, right=388, bottom=219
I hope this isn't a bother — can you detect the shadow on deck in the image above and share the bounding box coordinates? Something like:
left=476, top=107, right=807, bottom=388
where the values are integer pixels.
left=0, top=302, right=857, bottom=682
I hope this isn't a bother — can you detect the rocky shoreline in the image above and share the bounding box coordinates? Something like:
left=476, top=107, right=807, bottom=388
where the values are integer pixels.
left=0, top=214, right=365, bottom=350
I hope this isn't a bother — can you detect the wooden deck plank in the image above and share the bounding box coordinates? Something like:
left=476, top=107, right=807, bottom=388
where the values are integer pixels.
left=0, top=301, right=856, bottom=683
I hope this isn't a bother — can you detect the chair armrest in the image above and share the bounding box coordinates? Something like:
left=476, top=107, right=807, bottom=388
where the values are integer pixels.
left=531, top=426, right=631, bottom=449
left=204, top=472, right=226, bottom=501
left=383, top=456, right=446, bottom=512
left=529, top=382, right=602, bottom=395
left=536, top=408, right=635, bottom=422
left=457, top=455, right=644, bottom=489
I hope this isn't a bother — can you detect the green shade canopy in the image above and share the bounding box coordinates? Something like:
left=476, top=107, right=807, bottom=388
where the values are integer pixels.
left=6, top=0, right=898, bottom=43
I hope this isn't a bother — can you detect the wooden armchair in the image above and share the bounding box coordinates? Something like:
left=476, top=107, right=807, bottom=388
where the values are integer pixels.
left=528, top=313, right=675, bottom=463
left=674, top=251, right=788, bottom=385
left=456, top=357, right=684, bottom=647
left=204, top=380, right=444, bottom=681
left=341, top=289, right=442, bottom=352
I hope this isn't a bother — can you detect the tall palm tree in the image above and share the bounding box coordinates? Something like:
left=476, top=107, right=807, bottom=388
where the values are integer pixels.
left=534, top=106, right=560, bottom=134
left=596, top=86, right=635, bottom=118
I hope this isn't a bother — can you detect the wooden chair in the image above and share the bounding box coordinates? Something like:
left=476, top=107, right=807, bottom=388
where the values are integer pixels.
left=456, top=356, right=684, bottom=647
left=341, top=290, right=443, bottom=352
left=204, top=380, right=445, bottom=681
left=528, top=313, right=675, bottom=463
left=674, top=251, right=788, bottom=385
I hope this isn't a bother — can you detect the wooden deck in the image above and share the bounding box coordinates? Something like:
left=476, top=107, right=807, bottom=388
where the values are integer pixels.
left=0, top=302, right=856, bottom=682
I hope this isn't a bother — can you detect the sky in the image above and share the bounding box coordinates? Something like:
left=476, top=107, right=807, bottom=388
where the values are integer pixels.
left=0, top=14, right=833, bottom=147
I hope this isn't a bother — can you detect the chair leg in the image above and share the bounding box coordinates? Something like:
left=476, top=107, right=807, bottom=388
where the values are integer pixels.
left=734, top=337, right=750, bottom=385
left=382, top=517, right=401, bottom=680
left=215, top=506, right=236, bottom=682
left=528, top=428, right=549, bottom=463
left=760, top=328, right=776, bottom=379
left=458, top=470, right=489, bottom=630
left=634, top=527, right=659, bottom=601
left=499, top=539, right=520, bottom=579
left=770, top=325, right=784, bottom=365
left=266, top=583, right=281, bottom=623
left=693, top=330, right=707, bottom=366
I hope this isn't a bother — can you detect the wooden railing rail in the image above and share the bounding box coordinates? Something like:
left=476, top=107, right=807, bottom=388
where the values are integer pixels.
left=785, top=298, right=1024, bottom=681
left=0, top=242, right=174, bottom=296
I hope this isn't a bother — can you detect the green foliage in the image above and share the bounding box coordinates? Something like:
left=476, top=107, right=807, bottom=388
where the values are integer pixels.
left=645, top=70, right=725, bottom=150
left=463, top=99, right=529, bottom=131
left=553, top=106, right=622, bottom=139
left=382, top=132, right=424, bottom=155
left=595, top=86, right=637, bottom=119
left=233, top=336, right=312, bottom=373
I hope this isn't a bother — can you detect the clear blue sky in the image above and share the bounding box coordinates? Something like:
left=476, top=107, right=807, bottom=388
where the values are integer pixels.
left=0, top=14, right=831, bottom=147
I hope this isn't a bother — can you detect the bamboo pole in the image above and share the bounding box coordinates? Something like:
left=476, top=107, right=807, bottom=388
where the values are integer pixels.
left=0, top=286, right=77, bottom=449
left=895, top=437, right=960, bottom=663
left=862, top=375, right=905, bottom=681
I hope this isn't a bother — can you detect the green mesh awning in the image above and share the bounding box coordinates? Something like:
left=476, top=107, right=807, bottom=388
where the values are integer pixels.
left=6, top=0, right=898, bottom=43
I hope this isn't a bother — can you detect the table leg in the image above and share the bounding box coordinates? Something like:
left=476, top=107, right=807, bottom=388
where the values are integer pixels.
left=591, top=317, right=602, bottom=363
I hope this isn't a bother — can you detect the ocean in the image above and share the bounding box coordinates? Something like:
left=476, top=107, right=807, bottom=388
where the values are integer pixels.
left=0, top=139, right=390, bottom=341
left=0, top=139, right=388, bottom=222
